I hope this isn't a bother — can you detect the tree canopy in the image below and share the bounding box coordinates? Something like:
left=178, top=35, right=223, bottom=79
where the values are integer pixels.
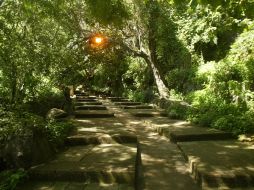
left=1, top=0, right=254, bottom=134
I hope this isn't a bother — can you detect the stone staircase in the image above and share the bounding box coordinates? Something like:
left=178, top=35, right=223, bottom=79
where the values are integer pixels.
left=145, top=118, right=254, bottom=189
left=108, top=97, right=167, bottom=118
left=17, top=93, right=138, bottom=190
left=17, top=92, right=254, bottom=190
left=107, top=96, right=254, bottom=189
left=74, top=95, right=115, bottom=118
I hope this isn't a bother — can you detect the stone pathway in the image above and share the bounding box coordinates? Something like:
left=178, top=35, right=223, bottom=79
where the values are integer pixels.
left=18, top=96, right=137, bottom=190
left=17, top=93, right=254, bottom=190
left=145, top=116, right=254, bottom=189
left=104, top=99, right=200, bottom=190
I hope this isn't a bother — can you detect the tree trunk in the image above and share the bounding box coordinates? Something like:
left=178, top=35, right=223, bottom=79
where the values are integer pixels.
left=149, top=58, right=169, bottom=99
left=147, top=0, right=169, bottom=99
left=121, top=44, right=170, bottom=99
left=121, top=0, right=170, bottom=99
left=143, top=55, right=169, bottom=99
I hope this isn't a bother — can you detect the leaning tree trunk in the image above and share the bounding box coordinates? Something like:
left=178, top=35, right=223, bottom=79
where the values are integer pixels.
left=143, top=55, right=169, bottom=99
left=121, top=0, right=170, bottom=99
left=121, top=40, right=170, bottom=99
left=147, top=0, right=169, bottom=99
left=149, top=58, right=169, bottom=99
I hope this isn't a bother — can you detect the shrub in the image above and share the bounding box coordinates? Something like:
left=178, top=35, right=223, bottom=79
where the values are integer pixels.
left=187, top=89, right=254, bottom=134
left=167, top=101, right=189, bottom=120
left=125, top=89, right=154, bottom=103
left=0, top=105, right=74, bottom=170
left=24, top=90, right=65, bottom=117
left=0, top=169, right=27, bottom=190
left=187, top=25, right=254, bottom=134
left=45, top=121, right=74, bottom=149
left=0, top=107, right=46, bottom=142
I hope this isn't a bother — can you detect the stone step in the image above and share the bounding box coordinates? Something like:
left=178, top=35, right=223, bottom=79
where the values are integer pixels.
left=75, top=95, right=96, bottom=99
left=74, top=90, right=82, bottom=94
left=111, top=99, right=130, bottom=102
left=28, top=144, right=137, bottom=184
left=88, top=96, right=97, bottom=99
left=128, top=110, right=167, bottom=117
left=75, top=110, right=114, bottom=118
left=75, top=105, right=107, bottom=111
left=121, top=105, right=153, bottom=109
left=115, top=102, right=142, bottom=106
left=178, top=140, right=254, bottom=189
left=76, top=98, right=97, bottom=102
left=74, top=92, right=89, bottom=96
left=170, top=132, right=234, bottom=142
left=65, top=134, right=137, bottom=146
left=108, top=97, right=126, bottom=100
left=17, top=182, right=134, bottom=190
left=75, top=102, right=103, bottom=106
left=145, top=118, right=235, bottom=142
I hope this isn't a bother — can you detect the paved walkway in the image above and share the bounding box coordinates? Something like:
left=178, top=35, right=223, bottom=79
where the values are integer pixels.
left=18, top=95, right=254, bottom=190
left=104, top=100, right=200, bottom=190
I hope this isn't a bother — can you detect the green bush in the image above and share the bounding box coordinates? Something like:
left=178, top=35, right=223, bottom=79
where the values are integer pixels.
left=187, top=24, right=254, bottom=135
left=125, top=89, right=154, bottom=103
left=0, top=105, right=74, bottom=169
left=212, top=111, right=254, bottom=135
left=0, top=169, right=27, bottom=190
left=187, top=89, right=254, bottom=134
left=45, top=121, right=74, bottom=149
left=0, top=107, right=46, bottom=142
left=167, top=101, right=189, bottom=120
left=24, top=90, right=65, bottom=117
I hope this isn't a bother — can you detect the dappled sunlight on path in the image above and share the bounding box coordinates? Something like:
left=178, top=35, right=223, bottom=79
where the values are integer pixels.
left=104, top=100, right=201, bottom=190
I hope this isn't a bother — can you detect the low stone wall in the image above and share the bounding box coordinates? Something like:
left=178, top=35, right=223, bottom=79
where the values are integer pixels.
left=0, top=130, right=55, bottom=169
left=153, top=98, right=191, bottom=119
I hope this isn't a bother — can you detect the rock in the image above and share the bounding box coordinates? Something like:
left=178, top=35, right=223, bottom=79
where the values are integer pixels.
left=238, top=134, right=254, bottom=142
left=46, top=108, right=68, bottom=120
left=1, top=130, right=55, bottom=169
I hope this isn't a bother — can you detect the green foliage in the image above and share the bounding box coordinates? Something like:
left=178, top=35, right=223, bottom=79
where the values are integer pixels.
left=165, top=0, right=254, bottom=134
left=0, top=169, right=27, bottom=190
left=126, top=89, right=154, bottom=103
left=188, top=90, right=254, bottom=134
left=167, top=101, right=188, bottom=120
left=122, top=57, right=155, bottom=102
left=85, top=0, right=130, bottom=26
left=188, top=89, right=232, bottom=126
left=173, top=4, right=239, bottom=62
left=169, top=89, right=184, bottom=101
left=188, top=26, right=254, bottom=134
left=0, top=0, right=91, bottom=104
left=45, top=121, right=74, bottom=149
left=1, top=0, right=254, bottom=137
left=209, top=24, right=254, bottom=106
left=0, top=107, right=46, bottom=142
left=24, top=87, right=65, bottom=117
left=92, top=49, right=129, bottom=96
left=0, top=104, right=73, bottom=160
left=123, top=58, right=149, bottom=90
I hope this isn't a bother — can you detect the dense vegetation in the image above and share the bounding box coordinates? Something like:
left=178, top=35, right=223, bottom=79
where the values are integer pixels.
left=0, top=0, right=254, bottom=188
